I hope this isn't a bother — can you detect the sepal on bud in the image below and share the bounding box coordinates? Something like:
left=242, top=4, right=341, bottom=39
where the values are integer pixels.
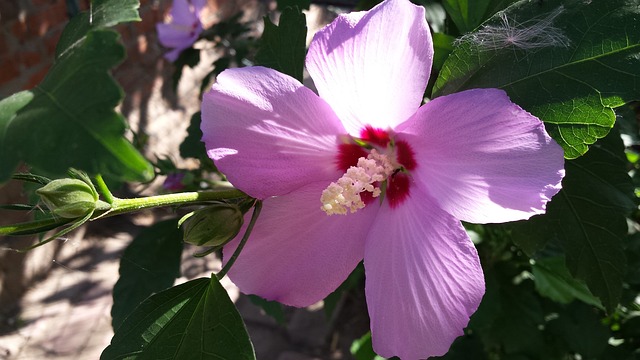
left=36, top=178, right=100, bottom=219
left=180, top=204, right=244, bottom=247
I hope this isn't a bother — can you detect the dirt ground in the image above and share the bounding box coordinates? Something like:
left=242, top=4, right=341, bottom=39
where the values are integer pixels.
left=0, top=3, right=370, bottom=359
left=0, top=212, right=368, bottom=360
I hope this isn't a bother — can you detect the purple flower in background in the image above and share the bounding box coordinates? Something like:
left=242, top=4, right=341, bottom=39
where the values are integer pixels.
left=201, top=0, right=565, bottom=358
left=156, top=0, right=206, bottom=62
left=163, top=172, right=186, bottom=191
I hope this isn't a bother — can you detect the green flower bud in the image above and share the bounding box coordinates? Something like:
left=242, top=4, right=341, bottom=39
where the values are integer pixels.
left=36, top=178, right=98, bottom=219
left=181, top=204, right=244, bottom=247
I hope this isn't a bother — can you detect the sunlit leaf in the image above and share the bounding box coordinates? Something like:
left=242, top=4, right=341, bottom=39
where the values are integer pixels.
left=0, top=30, right=153, bottom=182
left=434, top=0, right=640, bottom=158
left=0, top=92, right=33, bottom=180
left=102, top=277, right=255, bottom=359
left=56, top=0, right=140, bottom=57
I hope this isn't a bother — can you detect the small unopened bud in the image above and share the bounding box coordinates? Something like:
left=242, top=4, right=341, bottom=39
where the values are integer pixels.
left=180, top=204, right=244, bottom=247
left=36, top=178, right=98, bottom=218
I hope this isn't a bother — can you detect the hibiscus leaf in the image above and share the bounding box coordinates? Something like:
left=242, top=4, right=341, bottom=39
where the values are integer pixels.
left=179, top=112, right=211, bottom=165
left=0, top=29, right=153, bottom=183
left=254, top=6, right=307, bottom=83
left=545, top=303, right=610, bottom=358
left=0, top=91, right=33, bottom=181
left=111, top=219, right=183, bottom=331
left=513, top=129, right=634, bottom=312
left=172, top=47, right=201, bottom=92
left=102, top=276, right=256, bottom=360
left=276, top=0, right=310, bottom=10
left=531, top=257, right=603, bottom=309
left=432, top=33, right=455, bottom=72
left=56, top=0, right=140, bottom=57
left=433, top=0, right=640, bottom=159
left=442, top=0, right=491, bottom=34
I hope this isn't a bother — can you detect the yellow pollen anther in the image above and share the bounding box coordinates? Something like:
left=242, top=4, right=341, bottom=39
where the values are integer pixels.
left=321, top=150, right=396, bottom=215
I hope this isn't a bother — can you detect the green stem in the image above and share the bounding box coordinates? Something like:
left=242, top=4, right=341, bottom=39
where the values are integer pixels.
left=102, top=188, right=247, bottom=218
left=17, top=211, right=93, bottom=252
left=0, top=216, right=73, bottom=236
left=217, top=200, right=262, bottom=280
left=94, top=174, right=114, bottom=204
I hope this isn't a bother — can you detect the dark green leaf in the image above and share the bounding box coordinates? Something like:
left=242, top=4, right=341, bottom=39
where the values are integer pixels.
left=324, top=263, right=364, bottom=320
left=172, top=48, right=201, bottom=92
left=488, top=280, right=545, bottom=355
left=442, top=0, right=491, bottom=34
left=179, top=112, right=209, bottom=164
left=484, top=0, right=518, bottom=19
left=276, top=0, right=310, bottom=10
left=532, top=256, right=603, bottom=309
left=254, top=7, right=307, bottom=82
left=625, top=233, right=640, bottom=287
left=546, top=303, right=609, bottom=358
left=102, top=276, right=255, bottom=360
left=514, top=129, right=634, bottom=312
left=355, top=0, right=382, bottom=11
left=434, top=0, right=640, bottom=159
left=0, top=30, right=153, bottom=182
left=199, top=57, right=231, bottom=97
left=56, top=0, right=140, bottom=57
left=111, top=219, right=183, bottom=331
left=510, top=215, right=554, bottom=256
left=463, top=265, right=553, bottom=358
left=617, top=103, right=640, bottom=145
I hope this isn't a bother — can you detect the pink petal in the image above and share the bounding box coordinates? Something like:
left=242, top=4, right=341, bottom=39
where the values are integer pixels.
left=396, top=88, right=565, bottom=224
left=306, top=0, right=433, bottom=135
left=156, top=23, right=193, bottom=48
left=364, top=189, right=484, bottom=359
left=163, top=46, right=186, bottom=62
left=170, top=0, right=198, bottom=25
left=201, top=67, right=347, bottom=199
left=224, top=181, right=378, bottom=307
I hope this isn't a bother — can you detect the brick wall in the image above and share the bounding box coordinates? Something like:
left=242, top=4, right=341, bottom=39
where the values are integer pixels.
left=1, top=0, right=68, bottom=97
left=0, top=0, right=214, bottom=99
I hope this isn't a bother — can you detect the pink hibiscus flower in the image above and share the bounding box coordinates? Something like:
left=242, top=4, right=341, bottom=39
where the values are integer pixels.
left=156, top=0, right=206, bottom=62
left=201, top=0, right=565, bottom=358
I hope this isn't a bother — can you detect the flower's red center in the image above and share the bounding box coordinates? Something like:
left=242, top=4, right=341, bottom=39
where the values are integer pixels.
left=336, top=126, right=416, bottom=209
